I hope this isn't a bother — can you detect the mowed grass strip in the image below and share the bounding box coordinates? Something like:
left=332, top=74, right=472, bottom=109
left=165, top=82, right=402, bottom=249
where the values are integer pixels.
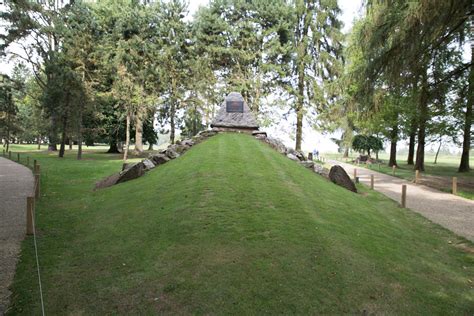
left=7, top=134, right=474, bottom=314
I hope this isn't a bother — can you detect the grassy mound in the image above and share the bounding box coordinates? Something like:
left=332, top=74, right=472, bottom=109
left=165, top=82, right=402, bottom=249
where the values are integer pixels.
left=8, top=134, right=474, bottom=314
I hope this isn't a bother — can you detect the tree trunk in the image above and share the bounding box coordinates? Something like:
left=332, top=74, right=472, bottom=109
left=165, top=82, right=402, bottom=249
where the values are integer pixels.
left=48, top=115, right=58, bottom=151
left=343, top=147, right=349, bottom=158
left=69, top=137, right=73, bottom=150
left=295, top=66, right=305, bottom=151
left=148, top=143, right=153, bottom=151
left=59, top=114, right=68, bottom=158
left=107, top=139, right=120, bottom=153
left=459, top=46, right=473, bottom=172
left=170, top=100, right=176, bottom=145
left=134, top=114, right=143, bottom=154
left=123, top=113, right=130, bottom=162
left=77, top=110, right=83, bottom=160
left=407, top=121, right=416, bottom=165
left=434, top=140, right=442, bottom=164
left=389, top=123, right=398, bottom=167
left=415, top=73, right=428, bottom=172
left=37, top=135, right=41, bottom=150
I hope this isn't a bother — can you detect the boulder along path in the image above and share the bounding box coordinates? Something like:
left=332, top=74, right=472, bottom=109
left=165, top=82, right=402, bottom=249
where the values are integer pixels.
left=0, top=157, right=34, bottom=315
left=328, top=160, right=474, bottom=242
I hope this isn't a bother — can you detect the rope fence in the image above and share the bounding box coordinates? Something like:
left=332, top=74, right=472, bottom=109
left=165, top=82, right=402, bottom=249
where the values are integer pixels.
left=2, top=149, right=45, bottom=315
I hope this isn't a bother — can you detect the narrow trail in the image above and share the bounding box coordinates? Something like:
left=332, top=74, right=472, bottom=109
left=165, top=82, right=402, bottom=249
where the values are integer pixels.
left=0, top=157, right=34, bottom=315
left=327, top=160, right=474, bottom=242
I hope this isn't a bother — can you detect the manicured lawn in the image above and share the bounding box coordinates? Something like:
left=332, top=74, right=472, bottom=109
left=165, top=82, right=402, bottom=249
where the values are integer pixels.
left=6, top=134, right=474, bottom=314
left=325, top=152, right=474, bottom=200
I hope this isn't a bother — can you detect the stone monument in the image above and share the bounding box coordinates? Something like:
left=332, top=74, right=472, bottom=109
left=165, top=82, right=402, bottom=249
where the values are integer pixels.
left=211, top=92, right=259, bottom=133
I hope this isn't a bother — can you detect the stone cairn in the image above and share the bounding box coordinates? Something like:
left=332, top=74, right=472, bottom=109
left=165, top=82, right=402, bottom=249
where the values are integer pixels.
left=95, top=91, right=355, bottom=193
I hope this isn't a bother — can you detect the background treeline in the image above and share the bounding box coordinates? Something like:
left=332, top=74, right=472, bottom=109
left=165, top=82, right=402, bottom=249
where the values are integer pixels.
left=0, top=0, right=342, bottom=160
left=0, top=0, right=472, bottom=172
left=337, top=0, right=472, bottom=172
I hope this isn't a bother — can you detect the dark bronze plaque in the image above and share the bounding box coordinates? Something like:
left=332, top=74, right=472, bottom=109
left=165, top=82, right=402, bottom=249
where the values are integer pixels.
left=226, top=100, right=244, bottom=113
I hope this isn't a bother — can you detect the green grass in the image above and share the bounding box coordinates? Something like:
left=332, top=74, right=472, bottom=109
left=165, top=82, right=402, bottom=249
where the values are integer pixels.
left=325, top=152, right=474, bottom=200
left=6, top=134, right=474, bottom=314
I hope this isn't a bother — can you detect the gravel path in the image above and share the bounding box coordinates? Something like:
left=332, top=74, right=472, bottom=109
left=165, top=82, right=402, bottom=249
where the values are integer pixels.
left=0, top=157, right=34, bottom=315
left=328, top=160, right=474, bottom=242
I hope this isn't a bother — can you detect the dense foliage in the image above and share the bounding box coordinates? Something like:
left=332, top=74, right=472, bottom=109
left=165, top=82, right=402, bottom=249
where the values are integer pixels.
left=0, top=0, right=471, bottom=170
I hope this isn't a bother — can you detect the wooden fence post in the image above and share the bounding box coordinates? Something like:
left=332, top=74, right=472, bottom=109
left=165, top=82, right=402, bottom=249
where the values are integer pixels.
left=17, top=152, right=20, bottom=162
left=2, top=149, right=4, bottom=156
left=370, top=174, right=374, bottom=189
left=401, top=185, right=407, bottom=208
left=26, top=156, right=29, bottom=166
left=415, top=170, right=420, bottom=184
left=452, top=177, right=457, bottom=195
left=33, top=159, right=37, bottom=172
left=26, top=197, right=34, bottom=235
left=8, top=151, right=11, bottom=159
left=353, top=168, right=357, bottom=181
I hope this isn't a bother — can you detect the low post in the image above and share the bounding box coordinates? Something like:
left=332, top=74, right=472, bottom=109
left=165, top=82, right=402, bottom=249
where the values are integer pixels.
left=26, top=197, right=34, bottom=235
left=33, top=159, right=37, bottom=172
left=353, top=168, right=357, bottom=181
left=308, top=152, right=313, bottom=161
left=370, top=174, right=374, bottom=189
left=415, top=170, right=420, bottom=184
left=355, top=176, right=360, bottom=184
left=26, top=156, right=29, bottom=166
left=17, top=152, right=20, bottom=162
left=401, top=184, right=407, bottom=208
left=392, top=165, right=396, bottom=175
left=8, top=151, right=11, bottom=159
left=2, top=149, right=4, bottom=156
left=378, top=163, right=381, bottom=171
left=452, top=177, right=457, bottom=195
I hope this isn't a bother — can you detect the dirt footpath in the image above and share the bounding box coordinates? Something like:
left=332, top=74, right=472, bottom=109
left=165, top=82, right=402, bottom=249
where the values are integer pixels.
left=329, top=160, right=474, bottom=242
left=0, top=157, right=34, bottom=315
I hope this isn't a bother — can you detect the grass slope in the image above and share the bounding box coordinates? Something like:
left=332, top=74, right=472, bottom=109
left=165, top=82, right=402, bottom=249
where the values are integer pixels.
left=7, top=134, right=474, bottom=314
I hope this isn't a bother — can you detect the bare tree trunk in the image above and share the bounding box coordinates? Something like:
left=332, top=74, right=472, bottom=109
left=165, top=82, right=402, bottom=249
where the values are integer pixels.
left=77, top=110, right=83, bottom=160
left=434, top=140, right=442, bottom=164
left=123, top=113, right=130, bottom=162
left=295, top=68, right=304, bottom=151
left=389, top=124, right=398, bottom=167
left=59, top=113, right=68, bottom=158
left=134, top=114, right=143, bottom=153
left=343, top=147, right=349, bottom=158
left=107, top=139, right=120, bottom=153
left=170, top=100, right=176, bottom=145
left=459, top=46, right=473, bottom=172
left=37, top=135, right=41, bottom=150
left=407, top=121, right=416, bottom=165
left=69, top=137, right=73, bottom=150
left=48, top=115, right=58, bottom=151
left=415, top=72, right=428, bottom=172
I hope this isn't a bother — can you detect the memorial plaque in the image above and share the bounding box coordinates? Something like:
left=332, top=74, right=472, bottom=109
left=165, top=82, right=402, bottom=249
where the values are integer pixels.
left=226, top=100, right=244, bottom=113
